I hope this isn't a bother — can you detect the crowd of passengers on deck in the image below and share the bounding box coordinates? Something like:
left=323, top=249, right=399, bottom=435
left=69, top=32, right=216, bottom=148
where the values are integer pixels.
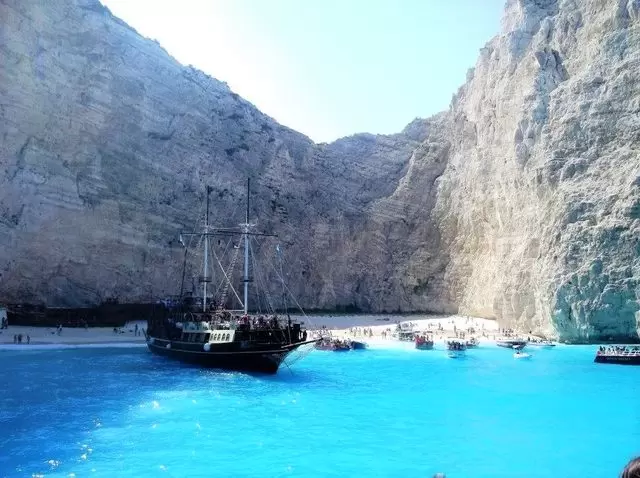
left=415, top=334, right=434, bottom=345
left=177, top=313, right=293, bottom=332
left=446, top=340, right=466, bottom=350
left=598, top=345, right=640, bottom=355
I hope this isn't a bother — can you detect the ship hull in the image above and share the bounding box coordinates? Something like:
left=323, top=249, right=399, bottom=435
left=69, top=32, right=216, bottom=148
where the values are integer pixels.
left=147, top=338, right=313, bottom=374
left=415, top=343, right=434, bottom=350
left=594, top=354, right=640, bottom=365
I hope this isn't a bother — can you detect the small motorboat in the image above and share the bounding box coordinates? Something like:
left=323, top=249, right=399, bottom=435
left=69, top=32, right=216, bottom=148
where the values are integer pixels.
left=315, top=338, right=351, bottom=352
left=526, top=340, right=556, bottom=348
left=350, top=340, right=368, bottom=350
left=446, top=339, right=466, bottom=358
left=465, top=337, right=479, bottom=349
left=397, top=330, right=417, bottom=342
left=415, top=335, right=434, bottom=350
left=497, top=338, right=527, bottom=349
left=513, top=351, right=531, bottom=360
left=314, top=339, right=334, bottom=351
left=333, top=342, right=351, bottom=352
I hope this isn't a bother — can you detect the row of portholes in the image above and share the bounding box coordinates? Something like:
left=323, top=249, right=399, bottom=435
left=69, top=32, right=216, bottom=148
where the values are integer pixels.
left=214, top=333, right=231, bottom=341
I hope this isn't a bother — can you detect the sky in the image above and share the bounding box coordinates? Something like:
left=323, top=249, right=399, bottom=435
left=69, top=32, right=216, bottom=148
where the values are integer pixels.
left=101, top=0, right=505, bottom=143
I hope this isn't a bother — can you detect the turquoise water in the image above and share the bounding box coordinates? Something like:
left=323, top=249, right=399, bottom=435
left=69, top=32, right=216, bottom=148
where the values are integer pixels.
left=1, top=343, right=638, bottom=477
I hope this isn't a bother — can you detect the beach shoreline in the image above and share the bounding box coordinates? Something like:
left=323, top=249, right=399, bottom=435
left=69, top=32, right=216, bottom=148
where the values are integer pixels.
left=310, top=314, right=507, bottom=343
left=0, top=314, right=507, bottom=347
left=0, top=323, right=147, bottom=345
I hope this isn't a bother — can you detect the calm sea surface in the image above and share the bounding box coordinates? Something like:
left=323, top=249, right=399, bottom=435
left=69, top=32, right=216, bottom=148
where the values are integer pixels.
left=0, top=342, right=638, bottom=477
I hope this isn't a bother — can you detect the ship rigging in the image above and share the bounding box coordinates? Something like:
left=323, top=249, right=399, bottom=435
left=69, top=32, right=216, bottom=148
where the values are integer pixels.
left=145, top=179, right=316, bottom=374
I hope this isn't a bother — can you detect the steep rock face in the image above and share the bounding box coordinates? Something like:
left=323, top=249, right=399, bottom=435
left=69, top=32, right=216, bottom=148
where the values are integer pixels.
left=434, top=0, right=640, bottom=341
left=0, top=0, right=423, bottom=309
left=0, top=0, right=638, bottom=341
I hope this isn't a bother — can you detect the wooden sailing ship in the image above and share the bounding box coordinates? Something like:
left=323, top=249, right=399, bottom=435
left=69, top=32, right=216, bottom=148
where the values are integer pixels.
left=146, top=180, right=317, bottom=374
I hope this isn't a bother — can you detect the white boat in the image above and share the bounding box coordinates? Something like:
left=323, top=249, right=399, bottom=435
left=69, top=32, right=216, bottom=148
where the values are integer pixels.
left=397, top=330, right=416, bottom=342
left=513, top=351, right=531, bottom=360
left=497, top=338, right=527, bottom=348
left=446, top=339, right=466, bottom=358
left=465, top=337, right=479, bottom=348
left=526, top=341, right=556, bottom=348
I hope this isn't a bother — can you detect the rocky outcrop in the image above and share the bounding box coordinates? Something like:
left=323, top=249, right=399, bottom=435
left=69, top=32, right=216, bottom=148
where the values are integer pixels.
left=434, top=0, right=640, bottom=341
left=0, top=0, right=638, bottom=341
left=0, top=0, right=423, bottom=311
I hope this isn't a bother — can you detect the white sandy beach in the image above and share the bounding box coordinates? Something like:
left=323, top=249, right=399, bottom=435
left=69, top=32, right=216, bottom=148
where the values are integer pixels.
left=0, top=322, right=147, bottom=345
left=0, top=314, right=507, bottom=347
left=307, top=314, right=505, bottom=344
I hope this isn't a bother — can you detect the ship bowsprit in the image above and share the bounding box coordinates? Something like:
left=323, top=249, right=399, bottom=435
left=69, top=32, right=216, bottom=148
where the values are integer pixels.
left=282, top=341, right=316, bottom=368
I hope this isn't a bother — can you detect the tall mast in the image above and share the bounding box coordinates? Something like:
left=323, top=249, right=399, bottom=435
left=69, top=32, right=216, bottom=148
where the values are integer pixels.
left=243, top=179, right=250, bottom=315
left=203, top=186, right=212, bottom=312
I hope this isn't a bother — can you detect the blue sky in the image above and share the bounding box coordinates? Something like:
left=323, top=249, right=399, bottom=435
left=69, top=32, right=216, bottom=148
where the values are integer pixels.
left=101, top=0, right=505, bottom=143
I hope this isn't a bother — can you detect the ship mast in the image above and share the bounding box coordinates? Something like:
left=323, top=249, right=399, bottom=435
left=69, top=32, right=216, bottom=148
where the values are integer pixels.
left=243, top=179, right=250, bottom=315
left=202, top=186, right=212, bottom=312
left=179, top=180, right=266, bottom=315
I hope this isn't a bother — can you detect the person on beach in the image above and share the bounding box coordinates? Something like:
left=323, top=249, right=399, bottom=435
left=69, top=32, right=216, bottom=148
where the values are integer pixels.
left=26, top=335, right=30, bottom=344
left=621, top=456, right=640, bottom=477
left=135, top=324, right=139, bottom=336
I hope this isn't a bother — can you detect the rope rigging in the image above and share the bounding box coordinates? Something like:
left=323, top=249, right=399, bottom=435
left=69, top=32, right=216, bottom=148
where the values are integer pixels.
left=212, top=237, right=243, bottom=309
left=174, top=182, right=311, bottom=326
left=249, top=236, right=275, bottom=314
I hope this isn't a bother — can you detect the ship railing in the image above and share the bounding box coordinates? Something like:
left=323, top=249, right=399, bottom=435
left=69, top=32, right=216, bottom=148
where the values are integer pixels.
left=597, top=348, right=640, bottom=356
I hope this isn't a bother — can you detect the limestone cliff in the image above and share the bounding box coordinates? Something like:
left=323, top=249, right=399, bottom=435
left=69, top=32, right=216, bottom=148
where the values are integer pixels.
left=0, top=0, right=422, bottom=311
left=0, top=0, right=638, bottom=341
left=434, top=0, right=640, bottom=341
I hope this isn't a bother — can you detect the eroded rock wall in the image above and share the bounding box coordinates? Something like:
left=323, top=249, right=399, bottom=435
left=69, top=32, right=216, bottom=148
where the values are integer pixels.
left=0, top=0, right=638, bottom=341
left=0, top=0, right=423, bottom=310
left=434, top=0, right=640, bottom=341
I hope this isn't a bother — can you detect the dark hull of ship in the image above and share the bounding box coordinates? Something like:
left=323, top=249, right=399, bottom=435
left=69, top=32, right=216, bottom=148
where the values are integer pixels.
left=147, top=337, right=314, bottom=374
left=594, top=354, right=640, bottom=365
